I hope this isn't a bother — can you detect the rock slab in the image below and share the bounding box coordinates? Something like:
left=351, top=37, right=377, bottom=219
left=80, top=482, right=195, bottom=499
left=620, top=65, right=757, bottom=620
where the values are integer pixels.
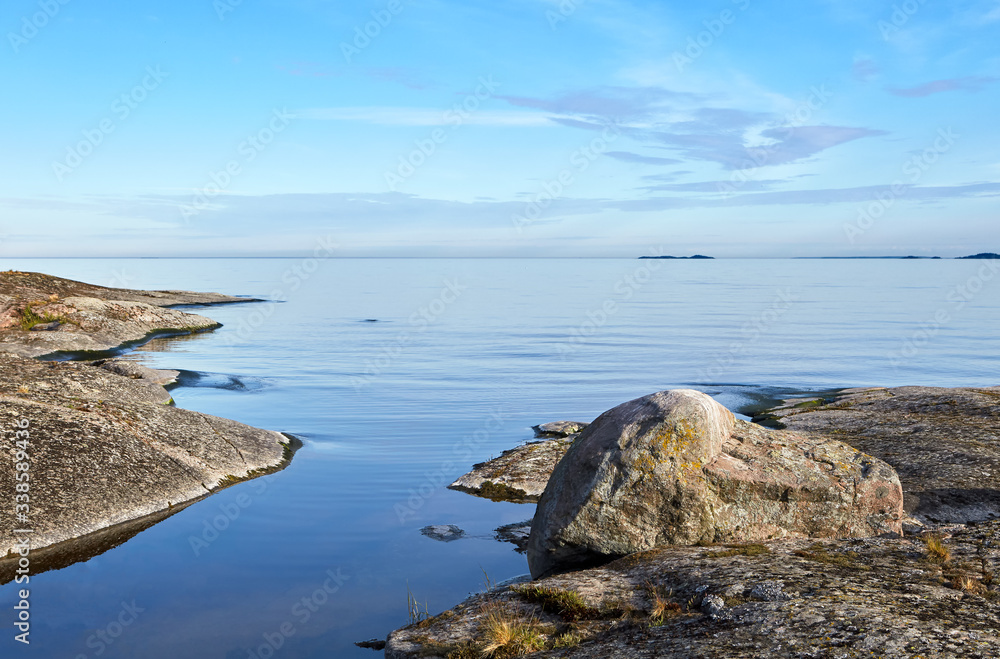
left=449, top=437, right=578, bottom=502
left=0, top=353, right=292, bottom=565
left=756, top=386, right=1000, bottom=524
left=528, top=389, right=903, bottom=578
left=386, top=521, right=1000, bottom=658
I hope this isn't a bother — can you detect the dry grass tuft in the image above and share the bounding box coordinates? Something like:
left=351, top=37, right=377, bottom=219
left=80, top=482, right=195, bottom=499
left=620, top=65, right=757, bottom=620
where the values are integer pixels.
left=925, top=535, right=951, bottom=564
left=479, top=606, right=546, bottom=658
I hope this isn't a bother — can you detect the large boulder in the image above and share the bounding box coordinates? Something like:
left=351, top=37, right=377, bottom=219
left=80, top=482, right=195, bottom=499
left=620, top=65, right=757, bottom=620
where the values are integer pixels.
left=527, top=389, right=903, bottom=578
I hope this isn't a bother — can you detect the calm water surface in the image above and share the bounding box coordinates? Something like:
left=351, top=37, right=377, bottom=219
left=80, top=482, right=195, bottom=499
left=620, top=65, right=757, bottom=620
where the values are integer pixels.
left=0, top=258, right=997, bottom=658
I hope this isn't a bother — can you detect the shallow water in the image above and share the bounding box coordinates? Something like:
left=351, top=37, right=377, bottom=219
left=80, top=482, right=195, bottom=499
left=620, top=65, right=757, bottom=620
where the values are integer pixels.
left=0, top=257, right=997, bottom=658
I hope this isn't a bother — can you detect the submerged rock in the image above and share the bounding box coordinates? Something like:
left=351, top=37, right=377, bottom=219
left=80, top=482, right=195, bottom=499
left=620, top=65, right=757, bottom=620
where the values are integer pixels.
left=420, top=525, right=465, bottom=542
left=494, top=520, right=532, bottom=553
left=94, top=359, right=181, bottom=387
left=528, top=389, right=903, bottom=578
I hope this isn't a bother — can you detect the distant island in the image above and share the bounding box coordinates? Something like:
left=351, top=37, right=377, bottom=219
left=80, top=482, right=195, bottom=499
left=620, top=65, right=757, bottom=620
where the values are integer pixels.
left=638, top=254, right=714, bottom=260
left=959, top=253, right=1000, bottom=259
left=796, top=256, right=943, bottom=260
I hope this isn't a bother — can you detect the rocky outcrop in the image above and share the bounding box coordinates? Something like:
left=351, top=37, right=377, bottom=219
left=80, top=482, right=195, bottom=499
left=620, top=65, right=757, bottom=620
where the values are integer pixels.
left=533, top=421, right=589, bottom=437
left=754, top=386, right=1000, bottom=524
left=449, top=421, right=588, bottom=503
left=386, top=520, right=1000, bottom=658
left=528, top=389, right=903, bottom=579
left=0, top=270, right=259, bottom=359
left=449, top=437, right=579, bottom=503
left=0, top=272, right=289, bottom=581
left=0, top=353, right=295, bottom=574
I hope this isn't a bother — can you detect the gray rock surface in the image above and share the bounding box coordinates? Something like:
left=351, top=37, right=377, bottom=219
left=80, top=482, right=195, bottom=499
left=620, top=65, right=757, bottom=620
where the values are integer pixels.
left=94, top=358, right=181, bottom=388
left=0, top=354, right=294, bottom=568
left=533, top=420, right=590, bottom=437
left=528, top=389, right=902, bottom=578
left=421, top=525, right=466, bottom=542
left=449, top=437, right=579, bottom=503
left=385, top=521, right=1000, bottom=658
left=755, top=386, right=1000, bottom=523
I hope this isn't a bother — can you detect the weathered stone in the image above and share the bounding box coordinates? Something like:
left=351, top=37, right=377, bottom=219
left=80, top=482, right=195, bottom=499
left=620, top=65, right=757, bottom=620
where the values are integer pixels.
left=528, top=389, right=903, bottom=578
left=420, top=525, right=465, bottom=542
left=757, top=386, right=1000, bottom=523
left=385, top=521, right=1000, bottom=658
left=94, top=358, right=181, bottom=387
left=0, top=353, right=294, bottom=574
left=449, top=436, right=577, bottom=503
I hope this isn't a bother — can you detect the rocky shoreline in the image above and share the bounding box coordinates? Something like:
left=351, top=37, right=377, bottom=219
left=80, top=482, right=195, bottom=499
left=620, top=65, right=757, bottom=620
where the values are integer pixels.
left=0, top=272, right=293, bottom=581
left=387, top=386, right=1000, bottom=658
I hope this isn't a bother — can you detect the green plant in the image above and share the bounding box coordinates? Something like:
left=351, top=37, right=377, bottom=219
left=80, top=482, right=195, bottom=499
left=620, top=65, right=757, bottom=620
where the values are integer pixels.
left=512, top=584, right=594, bottom=621
left=552, top=630, right=583, bottom=648
left=407, top=583, right=431, bottom=625
left=18, top=303, right=60, bottom=330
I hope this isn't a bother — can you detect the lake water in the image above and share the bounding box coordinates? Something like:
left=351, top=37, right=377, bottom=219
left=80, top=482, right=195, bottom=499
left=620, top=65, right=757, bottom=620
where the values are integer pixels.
left=1, top=257, right=997, bottom=658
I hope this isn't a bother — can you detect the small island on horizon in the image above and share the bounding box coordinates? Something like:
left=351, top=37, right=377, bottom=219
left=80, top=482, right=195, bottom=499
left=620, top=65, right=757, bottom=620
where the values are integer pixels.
left=638, top=254, right=715, bottom=260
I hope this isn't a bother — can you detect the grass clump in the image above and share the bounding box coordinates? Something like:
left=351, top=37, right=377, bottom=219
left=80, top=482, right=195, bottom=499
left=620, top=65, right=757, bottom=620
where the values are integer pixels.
left=18, top=303, right=65, bottom=330
left=950, top=573, right=986, bottom=595
left=644, top=582, right=682, bottom=626
left=924, top=535, right=951, bottom=564
left=479, top=609, right=546, bottom=658
left=512, top=584, right=594, bottom=621
left=552, top=630, right=583, bottom=648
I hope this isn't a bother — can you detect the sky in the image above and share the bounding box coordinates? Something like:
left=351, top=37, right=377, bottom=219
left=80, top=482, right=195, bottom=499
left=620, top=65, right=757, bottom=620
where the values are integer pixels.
left=1, top=0, right=998, bottom=257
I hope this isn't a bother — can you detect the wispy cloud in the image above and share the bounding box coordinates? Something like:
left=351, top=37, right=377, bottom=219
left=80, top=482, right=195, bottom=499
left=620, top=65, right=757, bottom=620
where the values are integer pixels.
left=500, top=87, right=886, bottom=170
left=647, top=124, right=886, bottom=170
left=604, top=151, right=682, bottom=165
left=887, top=76, right=999, bottom=97
left=852, top=57, right=879, bottom=82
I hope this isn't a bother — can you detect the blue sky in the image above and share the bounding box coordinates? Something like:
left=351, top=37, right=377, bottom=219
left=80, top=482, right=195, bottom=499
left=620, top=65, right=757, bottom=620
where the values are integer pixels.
left=1, top=0, right=998, bottom=257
